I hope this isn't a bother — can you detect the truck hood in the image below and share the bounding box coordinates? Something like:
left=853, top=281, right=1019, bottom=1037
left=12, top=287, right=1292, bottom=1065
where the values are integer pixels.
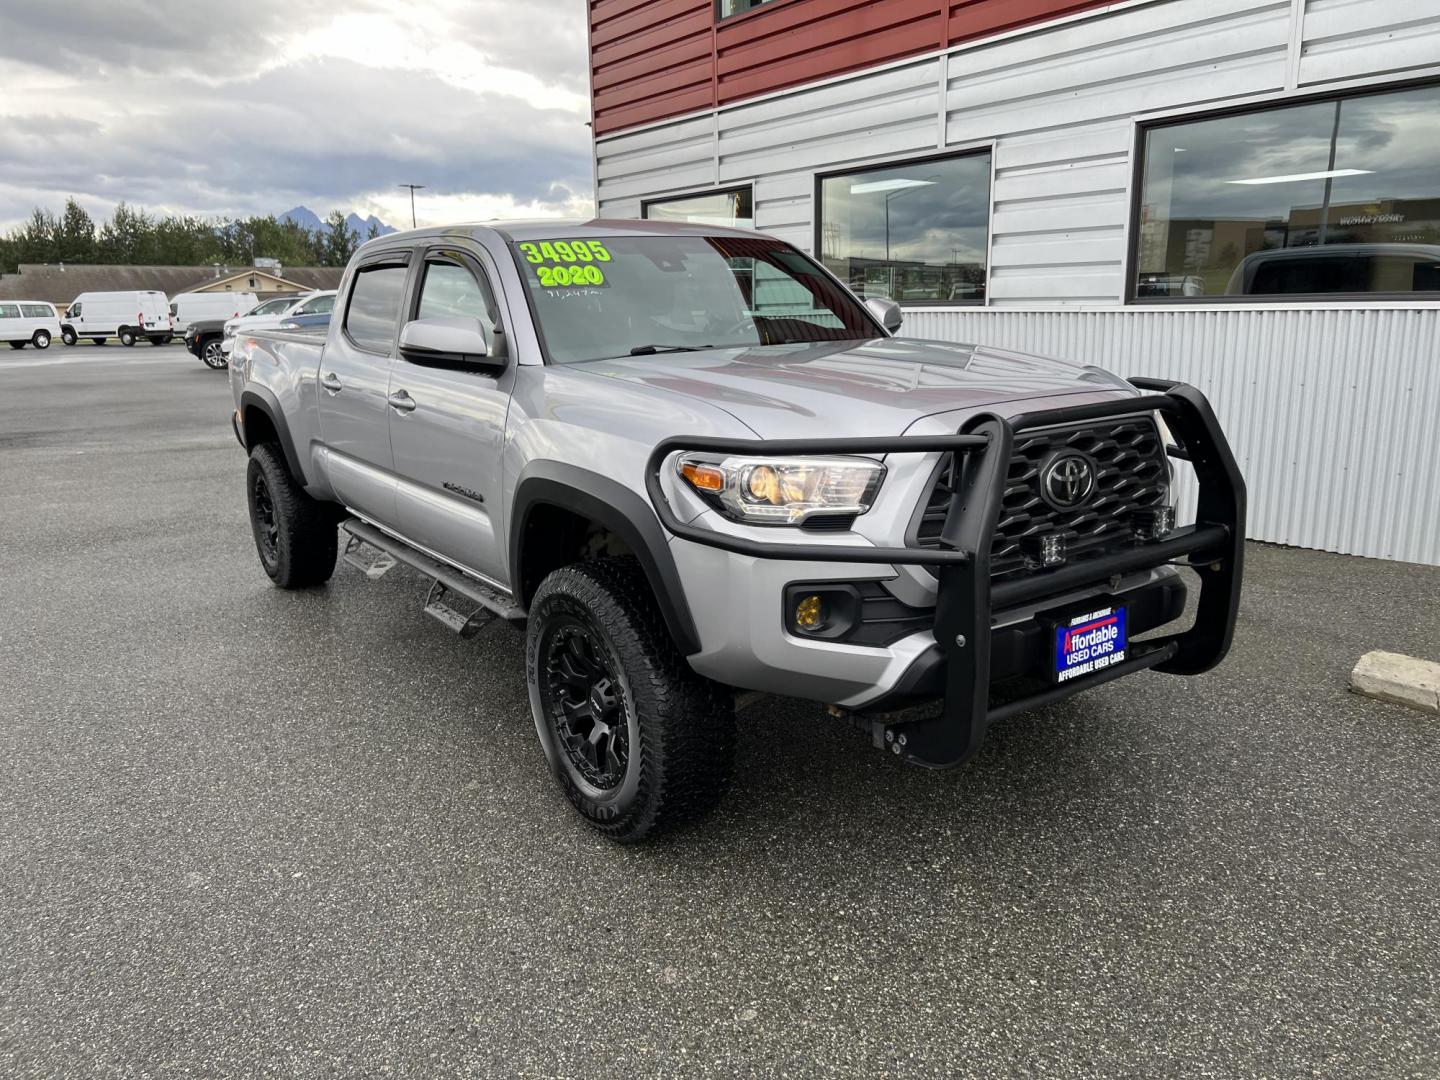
left=572, top=338, right=1135, bottom=439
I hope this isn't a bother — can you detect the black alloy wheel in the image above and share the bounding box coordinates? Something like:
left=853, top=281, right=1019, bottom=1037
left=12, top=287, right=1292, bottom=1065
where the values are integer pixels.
left=540, top=619, right=630, bottom=789
left=250, top=470, right=280, bottom=570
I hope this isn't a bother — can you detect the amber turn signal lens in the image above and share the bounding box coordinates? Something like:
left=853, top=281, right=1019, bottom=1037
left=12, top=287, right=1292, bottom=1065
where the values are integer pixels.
left=794, top=594, right=825, bottom=630
left=680, top=461, right=726, bottom=493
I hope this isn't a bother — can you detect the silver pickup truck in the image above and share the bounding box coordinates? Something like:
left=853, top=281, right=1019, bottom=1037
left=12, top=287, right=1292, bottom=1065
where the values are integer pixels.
left=229, top=220, right=1245, bottom=842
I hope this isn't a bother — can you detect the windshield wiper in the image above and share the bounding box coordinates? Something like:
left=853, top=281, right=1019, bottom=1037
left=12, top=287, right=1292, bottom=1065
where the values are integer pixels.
left=628, top=343, right=715, bottom=356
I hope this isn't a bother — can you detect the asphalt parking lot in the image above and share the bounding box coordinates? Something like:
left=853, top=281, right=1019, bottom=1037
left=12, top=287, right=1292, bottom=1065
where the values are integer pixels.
left=1, top=344, right=1438, bottom=1078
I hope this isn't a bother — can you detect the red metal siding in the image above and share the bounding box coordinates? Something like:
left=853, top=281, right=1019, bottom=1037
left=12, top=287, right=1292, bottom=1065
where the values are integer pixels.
left=591, top=0, right=1117, bottom=136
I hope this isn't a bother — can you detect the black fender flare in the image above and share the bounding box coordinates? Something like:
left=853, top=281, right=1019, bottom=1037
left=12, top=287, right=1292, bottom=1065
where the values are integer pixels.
left=238, top=386, right=308, bottom=484
left=511, top=462, right=702, bottom=656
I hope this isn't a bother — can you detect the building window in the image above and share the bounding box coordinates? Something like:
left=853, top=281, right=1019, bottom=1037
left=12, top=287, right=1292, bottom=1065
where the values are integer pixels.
left=1135, top=82, right=1440, bottom=300
left=717, top=0, right=778, bottom=18
left=818, top=151, right=992, bottom=306
left=643, top=187, right=755, bottom=230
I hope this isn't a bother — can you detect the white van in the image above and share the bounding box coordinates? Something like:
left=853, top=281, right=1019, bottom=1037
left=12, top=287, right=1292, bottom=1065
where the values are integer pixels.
left=169, top=291, right=259, bottom=335
left=61, top=291, right=174, bottom=346
left=0, top=301, right=62, bottom=350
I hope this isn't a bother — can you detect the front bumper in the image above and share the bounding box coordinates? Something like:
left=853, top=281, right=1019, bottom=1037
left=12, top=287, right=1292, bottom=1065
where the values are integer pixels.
left=645, top=380, right=1245, bottom=769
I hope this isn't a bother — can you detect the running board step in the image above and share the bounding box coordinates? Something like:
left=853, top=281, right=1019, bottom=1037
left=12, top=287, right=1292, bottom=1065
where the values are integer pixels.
left=342, top=538, right=397, bottom=580
left=423, top=581, right=493, bottom=638
left=340, top=518, right=527, bottom=626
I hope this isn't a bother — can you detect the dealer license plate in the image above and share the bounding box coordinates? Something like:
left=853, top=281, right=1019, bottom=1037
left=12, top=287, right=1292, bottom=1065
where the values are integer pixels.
left=1052, top=604, right=1127, bottom=684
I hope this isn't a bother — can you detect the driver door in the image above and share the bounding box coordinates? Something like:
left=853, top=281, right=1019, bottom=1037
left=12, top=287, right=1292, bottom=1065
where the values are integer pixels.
left=387, top=246, right=513, bottom=584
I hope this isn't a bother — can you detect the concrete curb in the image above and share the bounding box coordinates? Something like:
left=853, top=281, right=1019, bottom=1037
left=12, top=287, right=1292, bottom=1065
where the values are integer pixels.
left=1350, top=651, right=1440, bottom=714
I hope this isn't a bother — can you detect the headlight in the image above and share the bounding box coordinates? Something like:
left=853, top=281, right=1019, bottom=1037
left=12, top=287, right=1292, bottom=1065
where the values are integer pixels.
left=676, top=453, right=885, bottom=525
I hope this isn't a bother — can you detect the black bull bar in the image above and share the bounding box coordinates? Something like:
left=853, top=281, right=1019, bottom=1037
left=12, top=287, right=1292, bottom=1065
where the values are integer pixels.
left=643, top=380, right=1246, bottom=769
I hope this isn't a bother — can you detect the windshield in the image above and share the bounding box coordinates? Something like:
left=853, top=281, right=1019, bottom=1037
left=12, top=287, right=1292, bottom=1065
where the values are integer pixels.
left=511, top=234, right=880, bottom=364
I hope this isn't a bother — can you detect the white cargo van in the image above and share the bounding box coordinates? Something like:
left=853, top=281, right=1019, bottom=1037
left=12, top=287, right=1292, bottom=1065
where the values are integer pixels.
left=60, top=291, right=173, bottom=346
left=0, top=301, right=62, bottom=350
left=169, top=291, right=259, bottom=335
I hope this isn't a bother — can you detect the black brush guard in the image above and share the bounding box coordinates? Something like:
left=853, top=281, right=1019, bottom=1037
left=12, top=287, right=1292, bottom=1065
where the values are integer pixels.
left=643, top=380, right=1246, bottom=769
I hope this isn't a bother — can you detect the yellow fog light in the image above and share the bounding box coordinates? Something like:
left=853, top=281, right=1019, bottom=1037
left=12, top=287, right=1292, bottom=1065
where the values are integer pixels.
left=795, top=594, right=825, bottom=631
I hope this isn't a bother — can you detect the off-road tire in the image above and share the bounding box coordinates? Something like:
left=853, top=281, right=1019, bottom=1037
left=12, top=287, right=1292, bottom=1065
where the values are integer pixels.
left=32, top=330, right=50, bottom=349
left=527, top=558, right=735, bottom=843
left=245, top=442, right=337, bottom=589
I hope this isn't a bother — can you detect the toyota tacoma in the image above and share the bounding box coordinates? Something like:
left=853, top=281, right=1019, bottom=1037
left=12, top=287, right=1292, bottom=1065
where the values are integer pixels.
left=228, top=221, right=1245, bottom=842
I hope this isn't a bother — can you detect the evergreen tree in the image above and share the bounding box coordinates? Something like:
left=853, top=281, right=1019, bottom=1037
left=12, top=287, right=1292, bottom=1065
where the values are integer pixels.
left=0, top=197, right=368, bottom=271
left=15, top=207, right=59, bottom=264
left=324, top=209, right=359, bottom=266
left=56, top=199, right=96, bottom=263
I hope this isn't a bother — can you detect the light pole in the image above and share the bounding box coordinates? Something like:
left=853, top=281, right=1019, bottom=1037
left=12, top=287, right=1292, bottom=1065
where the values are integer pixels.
left=398, top=184, right=425, bottom=228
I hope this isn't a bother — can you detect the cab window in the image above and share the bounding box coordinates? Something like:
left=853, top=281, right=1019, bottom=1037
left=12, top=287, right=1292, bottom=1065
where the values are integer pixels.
left=415, top=260, right=498, bottom=337
left=344, top=263, right=409, bottom=352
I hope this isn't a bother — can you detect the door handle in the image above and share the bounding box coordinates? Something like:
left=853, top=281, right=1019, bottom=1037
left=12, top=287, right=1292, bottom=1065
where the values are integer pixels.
left=387, top=389, right=417, bottom=413
left=320, top=372, right=342, bottom=393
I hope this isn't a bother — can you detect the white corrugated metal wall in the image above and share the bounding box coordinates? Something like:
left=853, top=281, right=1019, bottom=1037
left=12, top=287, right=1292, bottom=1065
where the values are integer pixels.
left=594, top=0, right=1440, bottom=565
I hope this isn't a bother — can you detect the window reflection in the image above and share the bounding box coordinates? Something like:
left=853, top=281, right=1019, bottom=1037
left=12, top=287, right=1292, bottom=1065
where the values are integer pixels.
left=717, top=0, right=778, bottom=18
left=1136, top=84, right=1440, bottom=298
left=819, top=152, right=991, bottom=305
left=643, top=187, right=754, bottom=230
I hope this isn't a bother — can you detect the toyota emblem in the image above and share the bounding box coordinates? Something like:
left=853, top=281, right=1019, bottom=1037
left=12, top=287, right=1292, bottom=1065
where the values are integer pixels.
left=1041, top=453, right=1096, bottom=509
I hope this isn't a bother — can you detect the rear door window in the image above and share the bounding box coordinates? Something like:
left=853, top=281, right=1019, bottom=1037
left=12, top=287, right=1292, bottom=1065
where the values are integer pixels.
left=344, top=263, right=409, bottom=352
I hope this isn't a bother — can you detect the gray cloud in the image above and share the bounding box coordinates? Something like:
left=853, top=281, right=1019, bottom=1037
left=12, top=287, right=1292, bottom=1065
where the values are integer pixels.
left=0, top=0, right=593, bottom=229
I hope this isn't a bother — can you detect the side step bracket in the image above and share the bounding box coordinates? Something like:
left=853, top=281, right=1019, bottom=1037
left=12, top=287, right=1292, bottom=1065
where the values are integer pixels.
left=339, top=518, right=527, bottom=632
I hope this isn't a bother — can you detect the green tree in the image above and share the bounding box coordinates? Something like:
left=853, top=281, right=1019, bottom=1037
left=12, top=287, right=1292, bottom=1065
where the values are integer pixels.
left=14, top=207, right=59, bottom=264
left=56, top=198, right=96, bottom=263
left=323, top=209, right=359, bottom=266
left=97, top=202, right=154, bottom=263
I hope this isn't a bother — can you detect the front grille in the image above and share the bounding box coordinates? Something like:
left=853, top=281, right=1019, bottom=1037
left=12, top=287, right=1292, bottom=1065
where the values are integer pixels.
left=915, top=417, right=1169, bottom=578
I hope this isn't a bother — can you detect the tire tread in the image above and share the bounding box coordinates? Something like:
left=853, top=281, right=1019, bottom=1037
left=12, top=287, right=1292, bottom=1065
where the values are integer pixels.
left=529, top=558, right=734, bottom=842
left=247, top=443, right=337, bottom=589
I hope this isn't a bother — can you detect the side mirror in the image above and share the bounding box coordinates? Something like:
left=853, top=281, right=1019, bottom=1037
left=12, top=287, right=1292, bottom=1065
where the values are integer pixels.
left=398, top=317, right=498, bottom=368
left=864, top=297, right=903, bottom=334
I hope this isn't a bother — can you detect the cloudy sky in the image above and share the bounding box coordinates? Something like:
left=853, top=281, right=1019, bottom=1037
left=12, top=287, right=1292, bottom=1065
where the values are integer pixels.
left=0, top=0, right=593, bottom=231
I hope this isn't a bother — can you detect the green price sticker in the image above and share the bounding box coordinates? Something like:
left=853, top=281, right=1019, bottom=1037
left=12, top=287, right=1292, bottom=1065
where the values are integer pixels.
left=520, top=240, right=611, bottom=264
left=537, top=264, right=607, bottom=287
left=520, top=239, right=613, bottom=290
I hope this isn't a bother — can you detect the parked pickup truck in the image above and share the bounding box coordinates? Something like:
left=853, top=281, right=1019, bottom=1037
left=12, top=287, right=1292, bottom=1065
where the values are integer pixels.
left=229, top=221, right=1245, bottom=842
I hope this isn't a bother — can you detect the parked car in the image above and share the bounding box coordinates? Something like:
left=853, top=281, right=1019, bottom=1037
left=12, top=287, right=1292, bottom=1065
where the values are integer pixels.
left=182, top=294, right=304, bottom=370
left=221, top=290, right=336, bottom=359
left=170, top=291, right=258, bottom=335
left=183, top=317, right=231, bottom=369
left=229, top=221, right=1244, bottom=842
left=61, top=291, right=173, bottom=346
left=276, top=310, right=332, bottom=332
left=1136, top=273, right=1206, bottom=297
left=1225, top=242, right=1440, bottom=295
left=0, top=301, right=62, bottom=350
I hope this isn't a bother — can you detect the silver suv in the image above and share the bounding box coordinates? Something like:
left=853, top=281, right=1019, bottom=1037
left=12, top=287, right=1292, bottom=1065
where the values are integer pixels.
left=229, top=221, right=1245, bottom=842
